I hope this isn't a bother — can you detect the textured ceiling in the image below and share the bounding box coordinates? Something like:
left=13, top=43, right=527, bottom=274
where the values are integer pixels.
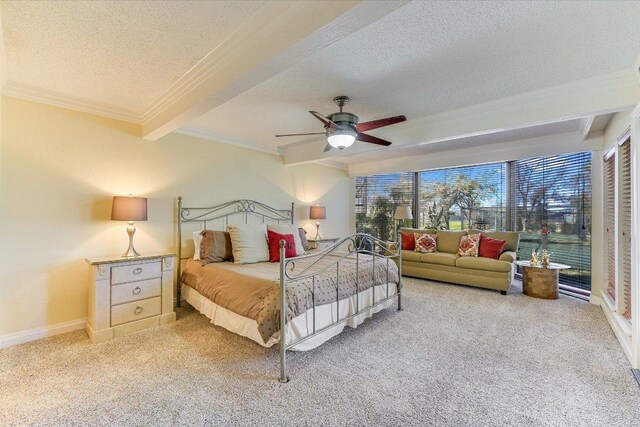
left=190, top=0, right=640, bottom=150
left=2, top=0, right=265, bottom=112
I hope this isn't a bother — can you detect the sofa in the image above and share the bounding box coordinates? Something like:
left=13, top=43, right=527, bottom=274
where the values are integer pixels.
left=399, top=228, right=520, bottom=294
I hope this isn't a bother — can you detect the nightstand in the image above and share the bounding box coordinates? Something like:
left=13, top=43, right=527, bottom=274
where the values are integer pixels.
left=85, top=253, right=176, bottom=343
left=307, top=237, right=339, bottom=250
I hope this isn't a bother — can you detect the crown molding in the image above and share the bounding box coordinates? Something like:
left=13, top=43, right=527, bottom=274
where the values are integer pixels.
left=140, top=1, right=408, bottom=140
left=0, top=9, right=7, bottom=89
left=174, top=125, right=278, bottom=155
left=347, top=131, right=603, bottom=177
left=2, top=81, right=141, bottom=124
left=315, top=159, right=348, bottom=171
left=579, top=115, right=596, bottom=140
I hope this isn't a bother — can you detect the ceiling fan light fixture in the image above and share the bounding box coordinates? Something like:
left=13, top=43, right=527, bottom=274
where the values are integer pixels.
left=327, top=128, right=357, bottom=150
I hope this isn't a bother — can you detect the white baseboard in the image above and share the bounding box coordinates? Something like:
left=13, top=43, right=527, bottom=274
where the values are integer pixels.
left=0, top=318, right=87, bottom=349
left=590, top=295, right=603, bottom=306
left=599, top=290, right=632, bottom=363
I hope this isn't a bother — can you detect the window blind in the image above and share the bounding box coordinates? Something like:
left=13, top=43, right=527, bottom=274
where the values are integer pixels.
left=418, top=163, right=506, bottom=230
left=355, top=173, right=414, bottom=241
left=604, top=152, right=616, bottom=301
left=620, top=139, right=632, bottom=319
left=511, top=153, right=592, bottom=291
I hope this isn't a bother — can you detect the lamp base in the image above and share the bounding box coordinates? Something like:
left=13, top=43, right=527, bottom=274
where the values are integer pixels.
left=122, top=222, right=141, bottom=258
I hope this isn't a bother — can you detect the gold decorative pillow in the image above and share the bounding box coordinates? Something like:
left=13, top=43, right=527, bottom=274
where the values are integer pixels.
left=457, top=233, right=480, bottom=257
left=414, top=233, right=437, bottom=253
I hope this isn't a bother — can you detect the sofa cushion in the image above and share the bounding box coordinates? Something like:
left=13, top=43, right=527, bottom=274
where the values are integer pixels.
left=415, top=233, right=437, bottom=253
left=400, top=227, right=436, bottom=235
left=457, top=233, right=480, bottom=257
left=468, top=229, right=519, bottom=252
left=455, top=256, right=512, bottom=273
left=479, top=234, right=506, bottom=259
left=420, top=252, right=458, bottom=266
left=436, top=230, right=466, bottom=254
left=402, top=250, right=423, bottom=262
left=401, top=232, right=416, bottom=250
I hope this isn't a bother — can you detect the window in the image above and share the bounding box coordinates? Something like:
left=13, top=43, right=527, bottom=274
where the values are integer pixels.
left=355, top=173, right=414, bottom=241
left=418, top=163, right=506, bottom=230
left=604, top=150, right=616, bottom=301
left=620, top=139, right=632, bottom=319
left=354, top=151, right=593, bottom=293
left=511, top=153, right=592, bottom=291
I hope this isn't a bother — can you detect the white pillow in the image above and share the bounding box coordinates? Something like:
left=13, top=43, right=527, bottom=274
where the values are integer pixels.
left=267, top=224, right=305, bottom=256
left=193, top=231, right=203, bottom=260
left=227, top=224, right=269, bottom=264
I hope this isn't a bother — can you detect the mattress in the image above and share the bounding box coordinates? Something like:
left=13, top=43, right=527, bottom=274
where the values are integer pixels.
left=180, top=255, right=399, bottom=350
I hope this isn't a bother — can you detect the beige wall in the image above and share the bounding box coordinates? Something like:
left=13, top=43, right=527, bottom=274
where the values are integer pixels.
left=0, top=96, right=352, bottom=337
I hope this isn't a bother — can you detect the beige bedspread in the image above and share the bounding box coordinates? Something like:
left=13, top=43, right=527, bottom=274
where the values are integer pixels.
left=180, top=253, right=399, bottom=341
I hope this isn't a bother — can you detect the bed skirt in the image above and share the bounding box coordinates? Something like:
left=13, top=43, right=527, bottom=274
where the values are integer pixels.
left=180, top=282, right=397, bottom=351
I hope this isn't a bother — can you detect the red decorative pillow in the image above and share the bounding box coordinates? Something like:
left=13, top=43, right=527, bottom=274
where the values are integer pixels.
left=415, top=233, right=437, bottom=253
left=478, top=234, right=506, bottom=260
left=267, top=230, right=297, bottom=263
left=401, top=232, right=416, bottom=251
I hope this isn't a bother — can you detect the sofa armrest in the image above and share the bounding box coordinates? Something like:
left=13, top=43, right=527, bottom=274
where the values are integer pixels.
left=499, top=251, right=517, bottom=263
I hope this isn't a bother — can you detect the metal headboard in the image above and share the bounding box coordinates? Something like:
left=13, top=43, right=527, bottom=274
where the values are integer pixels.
left=176, top=197, right=294, bottom=306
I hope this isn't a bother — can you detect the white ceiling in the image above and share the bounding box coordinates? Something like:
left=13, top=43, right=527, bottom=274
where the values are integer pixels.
left=2, top=1, right=640, bottom=168
left=2, top=1, right=264, bottom=112
left=189, top=1, right=640, bottom=155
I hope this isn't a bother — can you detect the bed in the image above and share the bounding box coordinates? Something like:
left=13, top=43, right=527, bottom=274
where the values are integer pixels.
left=176, top=198, right=403, bottom=382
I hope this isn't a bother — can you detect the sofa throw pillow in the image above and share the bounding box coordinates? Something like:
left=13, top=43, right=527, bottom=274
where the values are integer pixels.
left=479, top=234, right=506, bottom=260
left=267, top=224, right=305, bottom=255
left=193, top=231, right=204, bottom=260
left=298, top=227, right=310, bottom=251
left=227, top=223, right=269, bottom=264
left=200, top=230, right=234, bottom=264
left=267, top=230, right=297, bottom=262
left=457, top=233, right=480, bottom=257
left=401, top=232, right=416, bottom=251
left=414, top=233, right=437, bottom=253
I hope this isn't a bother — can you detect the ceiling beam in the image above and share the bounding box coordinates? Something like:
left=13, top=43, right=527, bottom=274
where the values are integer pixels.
left=579, top=116, right=596, bottom=140
left=283, top=69, right=640, bottom=165
left=347, top=131, right=604, bottom=177
left=141, top=1, right=408, bottom=141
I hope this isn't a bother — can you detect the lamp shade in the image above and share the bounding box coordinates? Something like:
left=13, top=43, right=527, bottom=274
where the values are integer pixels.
left=309, top=205, right=326, bottom=220
left=111, top=196, right=148, bottom=221
left=394, top=205, right=413, bottom=220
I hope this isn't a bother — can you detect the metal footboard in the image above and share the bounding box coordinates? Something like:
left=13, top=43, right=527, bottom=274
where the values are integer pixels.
left=278, top=233, right=402, bottom=383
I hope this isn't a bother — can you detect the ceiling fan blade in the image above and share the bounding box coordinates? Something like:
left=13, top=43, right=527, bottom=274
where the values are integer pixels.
left=356, top=115, right=406, bottom=132
left=309, top=111, right=342, bottom=130
left=323, top=143, right=333, bottom=152
left=356, top=132, right=392, bottom=146
left=275, top=132, right=326, bottom=137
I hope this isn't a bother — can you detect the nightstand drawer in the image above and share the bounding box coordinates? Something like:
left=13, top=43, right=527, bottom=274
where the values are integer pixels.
left=111, top=297, right=161, bottom=326
left=111, top=278, right=161, bottom=306
left=111, top=262, right=161, bottom=285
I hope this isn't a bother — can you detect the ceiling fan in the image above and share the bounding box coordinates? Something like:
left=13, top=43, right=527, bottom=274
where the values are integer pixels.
left=275, top=96, right=406, bottom=152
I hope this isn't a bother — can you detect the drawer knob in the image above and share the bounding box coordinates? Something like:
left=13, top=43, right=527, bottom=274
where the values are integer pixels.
left=132, top=286, right=142, bottom=295
left=134, top=306, right=143, bottom=315
left=133, top=267, right=142, bottom=275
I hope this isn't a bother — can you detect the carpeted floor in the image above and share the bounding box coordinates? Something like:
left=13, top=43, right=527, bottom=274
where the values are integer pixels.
left=1, top=278, right=638, bottom=426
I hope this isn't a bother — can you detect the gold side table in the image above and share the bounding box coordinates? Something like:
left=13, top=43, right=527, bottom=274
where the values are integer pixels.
left=515, top=261, right=571, bottom=300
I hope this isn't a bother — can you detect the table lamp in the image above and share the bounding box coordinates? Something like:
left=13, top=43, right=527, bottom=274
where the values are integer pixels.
left=111, top=196, right=147, bottom=257
left=394, top=205, right=413, bottom=237
left=309, top=205, right=326, bottom=240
